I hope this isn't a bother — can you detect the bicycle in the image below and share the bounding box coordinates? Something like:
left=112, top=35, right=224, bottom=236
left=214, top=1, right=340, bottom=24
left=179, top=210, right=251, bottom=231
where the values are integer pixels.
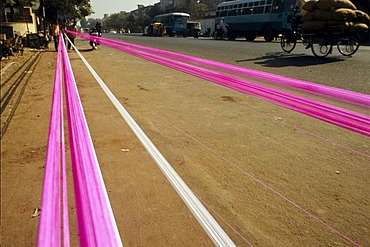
left=280, top=9, right=361, bottom=58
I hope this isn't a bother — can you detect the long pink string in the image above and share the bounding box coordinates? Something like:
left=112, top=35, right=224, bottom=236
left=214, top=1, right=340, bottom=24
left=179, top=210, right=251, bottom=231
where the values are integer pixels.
left=37, top=34, right=69, bottom=246
left=70, top=32, right=370, bottom=137
left=127, top=44, right=370, bottom=107
left=61, top=34, right=122, bottom=246
left=68, top=30, right=369, bottom=106
left=69, top=32, right=366, bottom=245
left=38, top=34, right=122, bottom=246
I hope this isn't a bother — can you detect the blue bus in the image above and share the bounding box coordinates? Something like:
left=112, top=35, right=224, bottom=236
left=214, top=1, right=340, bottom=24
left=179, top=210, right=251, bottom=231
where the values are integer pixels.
left=215, top=0, right=296, bottom=41
left=153, top=12, right=190, bottom=37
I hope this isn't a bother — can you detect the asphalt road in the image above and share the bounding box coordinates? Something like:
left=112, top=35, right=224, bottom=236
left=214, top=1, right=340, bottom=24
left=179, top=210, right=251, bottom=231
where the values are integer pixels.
left=105, top=33, right=370, bottom=94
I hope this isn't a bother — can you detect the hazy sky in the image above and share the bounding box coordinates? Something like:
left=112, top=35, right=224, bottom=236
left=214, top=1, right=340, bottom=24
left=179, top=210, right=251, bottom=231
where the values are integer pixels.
left=89, top=0, right=158, bottom=18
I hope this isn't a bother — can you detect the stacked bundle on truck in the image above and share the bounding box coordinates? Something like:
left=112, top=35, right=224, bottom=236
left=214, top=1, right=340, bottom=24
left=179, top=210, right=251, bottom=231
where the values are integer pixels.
left=300, top=0, right=370, bottom=32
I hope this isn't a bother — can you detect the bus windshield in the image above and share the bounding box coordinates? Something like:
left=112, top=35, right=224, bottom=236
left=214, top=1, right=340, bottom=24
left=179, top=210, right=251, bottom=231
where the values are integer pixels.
left=174, top=15, right=189, bottom=23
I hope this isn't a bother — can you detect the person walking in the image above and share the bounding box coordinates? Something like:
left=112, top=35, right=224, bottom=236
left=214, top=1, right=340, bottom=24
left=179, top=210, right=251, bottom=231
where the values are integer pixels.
left=220, top=17, right=228, bottom=34
left=67, top=22, right=77, bottom=50
left=51, top=21, right=60, bottom=51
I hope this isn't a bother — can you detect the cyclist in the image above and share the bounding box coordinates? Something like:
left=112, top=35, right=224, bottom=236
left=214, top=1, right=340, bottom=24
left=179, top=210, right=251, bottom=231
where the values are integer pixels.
left=294, top=0, right=314, bottom=48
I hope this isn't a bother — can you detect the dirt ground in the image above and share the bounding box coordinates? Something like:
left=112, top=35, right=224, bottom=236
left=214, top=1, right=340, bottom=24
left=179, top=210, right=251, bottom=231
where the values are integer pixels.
left=1, top=38, right=369, bottom=246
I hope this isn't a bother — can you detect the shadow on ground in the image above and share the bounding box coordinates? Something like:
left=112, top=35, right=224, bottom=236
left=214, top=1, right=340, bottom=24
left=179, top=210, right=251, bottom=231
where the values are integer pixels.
left=236, top=52, right=345, bottom=67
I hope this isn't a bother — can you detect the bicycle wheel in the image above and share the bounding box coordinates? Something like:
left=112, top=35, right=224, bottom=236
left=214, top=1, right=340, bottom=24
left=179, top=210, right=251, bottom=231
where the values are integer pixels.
left=280, top=32, right=297, bottom=53
left=311, top=32, right=332, bottom=58
left=337, top=34, right=360, bottom=56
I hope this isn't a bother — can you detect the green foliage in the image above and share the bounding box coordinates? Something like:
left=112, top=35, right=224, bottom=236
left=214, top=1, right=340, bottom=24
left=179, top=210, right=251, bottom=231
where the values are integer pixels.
left=4, top=0, right=16, bottom=5
left=101, top=5, right=161, bottom=33
left=43, top=0, right=93, bottom=22
left=3, top=0, right=40, bottom=7
left=103, top=12, right=128, bottom=31
left=79, top=17, right=101, bottom=29
left=189, top=0, right=208, bottom=19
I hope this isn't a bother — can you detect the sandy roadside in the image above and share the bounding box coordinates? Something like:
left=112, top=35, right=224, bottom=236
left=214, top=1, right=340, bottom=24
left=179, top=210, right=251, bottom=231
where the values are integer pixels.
left=1, top=38, right=369, bottom=246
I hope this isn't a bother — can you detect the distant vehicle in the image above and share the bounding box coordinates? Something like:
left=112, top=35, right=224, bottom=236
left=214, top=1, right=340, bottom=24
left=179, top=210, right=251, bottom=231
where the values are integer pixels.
left=143, top=26, right=150, bottom=36
left=183, top=21, right=201, bottom=38
left=109, top=30, right=117, bottom=34
left=153, top=12, right=190, bottom=37
left=89, top=28, right=101, bottom=50
left=143, top=23, right=165, bottom=37
left=215, top=0, right=296, bottom=41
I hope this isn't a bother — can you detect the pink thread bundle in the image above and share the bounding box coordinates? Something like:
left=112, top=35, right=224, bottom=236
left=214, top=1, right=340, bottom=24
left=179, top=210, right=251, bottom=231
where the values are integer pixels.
left=37, top=34, right=67, bottom=247
left=37, top=34, right=122, bottom=247
left=69, top=31, right=370, bottom=137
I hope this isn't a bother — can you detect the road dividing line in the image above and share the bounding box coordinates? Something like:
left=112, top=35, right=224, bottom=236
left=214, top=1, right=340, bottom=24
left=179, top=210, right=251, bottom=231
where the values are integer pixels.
left=65, top=35, right=236, bottom=246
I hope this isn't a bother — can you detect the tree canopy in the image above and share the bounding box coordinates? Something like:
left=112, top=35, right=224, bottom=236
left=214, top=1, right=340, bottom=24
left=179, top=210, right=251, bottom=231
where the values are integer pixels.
left=43, top=0, right=93, bottom=22
left=99, top=5, right=161, bottom=33
left=3, top=0, right=93, bottom=22
left=3, top=0, right=38, bottom=7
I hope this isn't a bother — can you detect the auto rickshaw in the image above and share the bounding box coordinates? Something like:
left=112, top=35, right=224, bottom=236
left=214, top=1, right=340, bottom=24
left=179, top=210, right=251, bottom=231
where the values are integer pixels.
left=152, top=22, right=165, bottom=37
left=183, top=21, right=201, bottom=38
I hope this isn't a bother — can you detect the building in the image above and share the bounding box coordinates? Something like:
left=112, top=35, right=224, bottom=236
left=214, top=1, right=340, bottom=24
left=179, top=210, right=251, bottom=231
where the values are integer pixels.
left=1, top=7, right=38, bottom=39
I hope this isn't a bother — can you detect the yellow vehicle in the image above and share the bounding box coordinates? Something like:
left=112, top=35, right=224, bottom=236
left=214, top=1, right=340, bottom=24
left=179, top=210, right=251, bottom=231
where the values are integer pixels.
left=152, top=22, right=165, bottom=37
left=144, top=22, right=165, bottom=36
left=183, top=21, right=201, bottom=38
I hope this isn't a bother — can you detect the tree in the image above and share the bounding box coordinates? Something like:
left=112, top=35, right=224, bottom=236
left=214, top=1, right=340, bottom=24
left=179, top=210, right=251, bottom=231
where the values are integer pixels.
left=79, top=17, right=102, bottom=29
left=189, top=0, right=208, bottom=20
left=4, top=0, right=16, bottom=5
left=43, top=0, right=93, bottom=22
left=104, top=12, right=128, bottom=31
left=126, top=14, right=136, bottom=28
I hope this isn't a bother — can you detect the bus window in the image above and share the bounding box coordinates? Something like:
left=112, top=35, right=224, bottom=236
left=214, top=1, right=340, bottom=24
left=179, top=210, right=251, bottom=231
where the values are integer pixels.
left=266, top=0, right=272, bottom=3
left=221, top=6, right=224, bottom=10
left=216, top=11, right=220, bottom=17
left=264, top=5, right=272, bottom=13
left=238, top=4, right=242, bottom=8
left=273, top=0, right=281, bottom=11
left=253, top=6, right=264, bottom=14
left=243, top=8, right=253, bottom=15
left=260, top=0, right=266, bottom=5
left=248, top=2, right=253, bottom=7
left=176, top=16, right=188, bottom=23
left=254, top=1, right=259, bottom=6
left=221, top=11, right=228, bottom=16
left=243, top=3, right=248, bottom=7
left=229, top=10, right=236, bottom=16
left=233, top=4, right=237, bottom=8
